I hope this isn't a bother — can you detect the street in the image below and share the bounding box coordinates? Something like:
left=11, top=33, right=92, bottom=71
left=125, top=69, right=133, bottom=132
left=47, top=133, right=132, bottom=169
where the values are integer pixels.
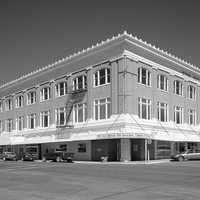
left=0, top=160, right=200, bottom=200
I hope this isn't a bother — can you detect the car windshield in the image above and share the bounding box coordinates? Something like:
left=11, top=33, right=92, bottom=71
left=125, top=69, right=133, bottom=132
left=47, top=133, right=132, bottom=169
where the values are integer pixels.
left=182, top=149, right=193, bottom=154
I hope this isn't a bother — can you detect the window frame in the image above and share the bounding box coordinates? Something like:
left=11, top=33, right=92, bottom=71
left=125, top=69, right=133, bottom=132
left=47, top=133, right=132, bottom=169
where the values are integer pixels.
left=94, top=97, right=111, bottom=120
left=15, top=95, right=24, bottom=108
left=173, top=80, right=183, bottom=96
left=174, top=106, right=184, bottom=124
left=157, top=74, right=168, bottom=92
left=157, top=102, right=168, bottom=122
left=16, top=116, right=24, bottom=131
left=73, top=75, right=87, bottom=91
left=55, top=107, right=67, bottom=126
left=188, top=109, right=196, bottom=126
left=5, top=98, right=13, bottom=111
left=27, top=91, right=37, bottom=105
left=138, top=67, right=151, bottom=86
left=40, top=111, right=50, bottom=128
left=73, top=103, right=87, bottom=123
left=40, top=86, right=51, bottom=102
left=55, top=81, right=67, bottom=97
left=27, top=113, right=36, bottom=129
left=187, top=85, right=196, bottom=100
left=93, top=68, right=111, bottom=87
left=138, top=97, right=151, bottom=120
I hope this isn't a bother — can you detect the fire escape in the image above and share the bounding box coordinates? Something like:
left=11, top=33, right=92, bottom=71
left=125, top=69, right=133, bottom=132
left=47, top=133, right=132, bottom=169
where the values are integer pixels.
left=56, top=78, right=87, bottom=129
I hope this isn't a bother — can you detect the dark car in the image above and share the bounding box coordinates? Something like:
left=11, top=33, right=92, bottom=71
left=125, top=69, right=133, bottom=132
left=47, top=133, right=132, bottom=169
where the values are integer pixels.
left=42, top=151, right=74, bottom=162
left=171, top=149, right=200, bottom=161
left=2, top=152, right=17, bottom=161
left=21, top=153, right=35, bottom=161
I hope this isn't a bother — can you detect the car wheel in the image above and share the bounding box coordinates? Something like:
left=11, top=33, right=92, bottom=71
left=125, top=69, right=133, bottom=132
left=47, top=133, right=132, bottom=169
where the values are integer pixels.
left=56, top=156, right=61, bottom=162
left=178, top=156, right=184, bottom=162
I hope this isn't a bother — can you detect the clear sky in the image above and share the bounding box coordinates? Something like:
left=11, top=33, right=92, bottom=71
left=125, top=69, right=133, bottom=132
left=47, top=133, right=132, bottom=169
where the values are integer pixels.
left=0, top=0, right=199, bottom=85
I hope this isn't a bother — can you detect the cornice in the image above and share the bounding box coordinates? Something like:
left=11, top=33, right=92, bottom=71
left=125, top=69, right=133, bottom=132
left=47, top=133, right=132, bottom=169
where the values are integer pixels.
left=0, top=31, right=199, bottom=90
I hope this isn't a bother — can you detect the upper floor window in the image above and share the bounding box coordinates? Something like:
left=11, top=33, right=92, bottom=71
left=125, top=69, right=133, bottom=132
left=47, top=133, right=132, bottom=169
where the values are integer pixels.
left=187, top=85, right=196, bottom=100
left=55, top=107, right=66, bottom=126
left=73, top=75, right=87, bottom=91
left=40, top=87, right=51, bottom=101
left=40, top=111, right=50, bottom=128
left=173, top=80, right=183, bottom=96
left=0, top=101, right=3, bottom=112
left=5, top=98, right=13, bottom=111
left=157, top=74, right=168, bottom=91
left=174, top=106, right=183, bottom=124
left=138, top=97, right=151, bottom=120
left=73, top=103, right=87, bottom=123
left=27, top=91, right=36, bottom=105
left=94, top=68, right=110, bottom=87
left=15, top=95, right=24, bottom=108
left=0, top=120, right=3, bottom=133
left=55, top=81, right=67, bottom=97
left=27, top=113, right=36, bottom=129
left=5, top=119, right=13, bottom=132
left=157, top=102, right=168, bottom=122
left=16, top=116, right=24, bottom=131
left=188, top=109, right=196, bottom=126
left=138, top=67, right=151, bottom=86
left=94, top=97, right=111, bottom=120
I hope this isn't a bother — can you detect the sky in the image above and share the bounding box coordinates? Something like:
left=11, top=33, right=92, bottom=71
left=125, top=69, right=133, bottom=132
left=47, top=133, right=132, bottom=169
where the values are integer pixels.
left=0, top=0, right=200, bottom=85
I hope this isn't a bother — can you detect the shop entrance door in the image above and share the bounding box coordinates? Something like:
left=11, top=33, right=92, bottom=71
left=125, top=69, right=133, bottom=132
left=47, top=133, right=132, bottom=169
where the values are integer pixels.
left=131, top=139, right=145, bottom=161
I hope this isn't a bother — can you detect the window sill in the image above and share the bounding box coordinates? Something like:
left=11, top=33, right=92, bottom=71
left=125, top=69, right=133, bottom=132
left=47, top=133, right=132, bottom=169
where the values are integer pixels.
left=137, top=82, right=152, bottom=88
left=93, top=83, right=110, bottom=88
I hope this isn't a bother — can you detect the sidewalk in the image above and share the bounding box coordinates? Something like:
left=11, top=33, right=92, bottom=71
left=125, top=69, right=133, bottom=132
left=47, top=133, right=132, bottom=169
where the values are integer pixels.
left=74, top=159, right=170, bottom=165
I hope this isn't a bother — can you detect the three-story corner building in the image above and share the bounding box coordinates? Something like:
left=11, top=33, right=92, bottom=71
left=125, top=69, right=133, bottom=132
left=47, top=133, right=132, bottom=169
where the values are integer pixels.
left=0, top=31, right=200, bottom=161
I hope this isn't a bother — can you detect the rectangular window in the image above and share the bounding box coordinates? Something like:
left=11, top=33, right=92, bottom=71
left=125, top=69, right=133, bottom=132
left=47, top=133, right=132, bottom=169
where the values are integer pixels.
left=16, top=116, right=24, bottom=131
left=73, top=103, right=87, bottom=123
left=0, top=101, right=3, bottom=112
left=40, top=87, right=51, bottom=101
left=94, top=98, right=111, bottom=120
left=94, top=68, right=110, bottom=87
left=188, top=109, right=196, bottom=125
left=174, top=106, right=183, bottom=124
left=138, top=67, right=151, bottom=86
left=187, top=85, right=196, bottom=100
left=73, top=75, right=87, bottom=91
left=138, top=98, right=151, bottom=119
left=40, top=111, right=50, bottom=128
left=0, top=120, right=3, bottom=133
left=27, top=91, right=36, bottom=105
left=15, top=95, right=24, bottom=108
left=27, top=114, right=36, bottom=129
left=157, top=102, right=168, bottom=122
left=157, top=74, right=168, bottom=91
left=55, top=81, right=67, bottom=97
left=174, top=80, right=183, bottom=96
left=5, top=119, right=13, bottom=132
left=55, top=107, right=66, bottom=126
left=5, top=99, right=13, bottom=111
left=78, top=143, right=86, bottom=153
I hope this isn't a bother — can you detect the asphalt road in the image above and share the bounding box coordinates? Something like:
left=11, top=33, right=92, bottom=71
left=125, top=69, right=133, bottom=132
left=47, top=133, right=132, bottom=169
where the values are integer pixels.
left=0, top=160, right=200, bottom=200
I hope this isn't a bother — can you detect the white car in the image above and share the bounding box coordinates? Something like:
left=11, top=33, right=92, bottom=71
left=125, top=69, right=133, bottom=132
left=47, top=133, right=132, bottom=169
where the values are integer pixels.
left=171, top=149, right=200, bottom=161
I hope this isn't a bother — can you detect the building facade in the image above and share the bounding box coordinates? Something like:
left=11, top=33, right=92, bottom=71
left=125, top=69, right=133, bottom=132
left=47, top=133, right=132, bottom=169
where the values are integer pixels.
left=0, top=31, right=200, bottom=161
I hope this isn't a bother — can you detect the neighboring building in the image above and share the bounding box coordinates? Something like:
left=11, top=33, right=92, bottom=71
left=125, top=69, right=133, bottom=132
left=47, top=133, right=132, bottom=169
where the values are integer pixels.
left=0, top=31, right=200, bottom=161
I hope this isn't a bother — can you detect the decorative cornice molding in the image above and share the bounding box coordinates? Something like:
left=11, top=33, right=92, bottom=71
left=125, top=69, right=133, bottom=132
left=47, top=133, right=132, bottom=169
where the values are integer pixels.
left=0, top=31, right=199, bottom=90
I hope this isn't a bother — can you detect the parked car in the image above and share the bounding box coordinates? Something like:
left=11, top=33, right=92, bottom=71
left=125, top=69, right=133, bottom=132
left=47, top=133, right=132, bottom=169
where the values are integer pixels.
left=171, top=149, right=200, bottom=161
left=2, top=152, right=17, bottom=161
left=21, top=153, right=35, bottom=161
left=42, top=151, right=74, bottom=162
